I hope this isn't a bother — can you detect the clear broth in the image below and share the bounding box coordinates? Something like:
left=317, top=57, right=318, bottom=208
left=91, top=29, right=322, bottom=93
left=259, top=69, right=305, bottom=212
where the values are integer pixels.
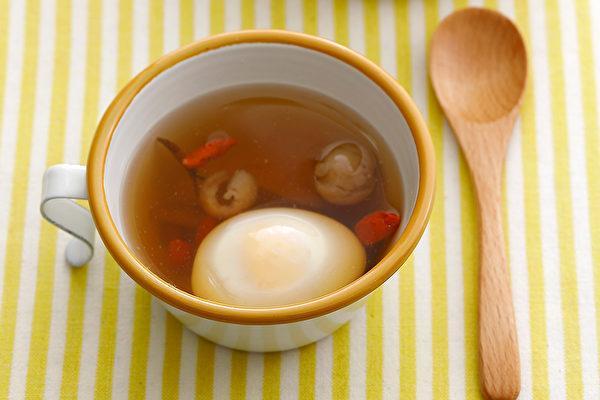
left=123, top=84, right=403, bottom=294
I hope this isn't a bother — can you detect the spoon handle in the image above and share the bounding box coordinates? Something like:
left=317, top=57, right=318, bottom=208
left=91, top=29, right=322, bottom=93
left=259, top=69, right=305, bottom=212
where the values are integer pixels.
left=474, top=175, right=520, bottom=400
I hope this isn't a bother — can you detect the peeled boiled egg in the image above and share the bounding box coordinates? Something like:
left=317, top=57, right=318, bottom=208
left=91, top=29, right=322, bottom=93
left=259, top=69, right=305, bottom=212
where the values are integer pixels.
left=191, top=208, right=366, bottom=307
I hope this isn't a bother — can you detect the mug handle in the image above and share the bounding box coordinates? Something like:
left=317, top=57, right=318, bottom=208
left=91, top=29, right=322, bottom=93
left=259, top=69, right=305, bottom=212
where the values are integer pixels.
left=41, top=164, right=95, bottom=267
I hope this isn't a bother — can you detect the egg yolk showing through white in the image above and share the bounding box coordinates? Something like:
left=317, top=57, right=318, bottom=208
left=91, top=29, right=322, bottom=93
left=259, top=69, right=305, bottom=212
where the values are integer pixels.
left=191, top=208, right=366, bottom=307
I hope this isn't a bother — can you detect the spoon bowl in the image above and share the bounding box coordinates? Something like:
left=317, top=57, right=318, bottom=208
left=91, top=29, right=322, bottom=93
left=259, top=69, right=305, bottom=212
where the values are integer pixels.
left=430, top=8, right=527, bottom=400
left=431, top=8, right=527, bottom=123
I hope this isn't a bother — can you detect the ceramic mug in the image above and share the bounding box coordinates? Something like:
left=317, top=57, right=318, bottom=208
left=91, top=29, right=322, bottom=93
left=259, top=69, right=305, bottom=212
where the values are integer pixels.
left=40, top=30, right=435, bottom=352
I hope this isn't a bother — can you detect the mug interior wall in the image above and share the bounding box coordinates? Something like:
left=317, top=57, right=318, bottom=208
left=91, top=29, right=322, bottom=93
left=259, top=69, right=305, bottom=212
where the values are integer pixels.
left=104, top=43, right=420, bottom=247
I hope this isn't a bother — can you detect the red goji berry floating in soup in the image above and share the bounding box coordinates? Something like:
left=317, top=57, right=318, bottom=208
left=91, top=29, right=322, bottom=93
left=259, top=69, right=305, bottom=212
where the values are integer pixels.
left=122, top=84, right=403, bottom=304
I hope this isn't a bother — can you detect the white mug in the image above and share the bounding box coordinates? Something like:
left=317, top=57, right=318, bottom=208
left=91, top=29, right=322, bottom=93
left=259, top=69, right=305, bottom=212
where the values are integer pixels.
left=41, top=30, right=435, bottom=352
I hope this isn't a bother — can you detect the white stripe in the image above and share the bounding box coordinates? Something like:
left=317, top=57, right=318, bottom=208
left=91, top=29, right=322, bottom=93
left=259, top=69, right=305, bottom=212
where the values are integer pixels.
left=110, top=274, right=135, bottom=399
left=346, top=4, right=366, bottom=397
left=347, top=0, right=364, bottom=56
left=529, top=0, right=567, bottom=398
left=378, top=0, right=397, bottom=78
left=348, top=307, right=366, bottom=400
left=69, top=0, right=104, bottom=393
left=378, top=3, right=400, bottom=399
left=76, top=242, right=106, bottom=398
left=143, top=4, right=171, bottom=391
left=225, top=0, right=241, bottom=31
left=285, top=0, right=302, bottom=31
left=62, top=0, right=87, bottom=166
left=280, top=350, right=299, bottom=400
left=213, top=346, right=232, bottom=399
left=145, top=299, right=166, bottom=400
left=61, top=2, right=101, bottom=384
left=98, top=0, right=118, bottom=114
left=178, top=328, right=198, bottom=399
left=110, top=0, right=145, bottom=393
left=254, top=0, right=270, bottom=28
left=558, top=0, right=600, bottom=397
left=316, top=0, right=334, bottom=41
left=408, top=0, right=427, bottom=114
left=381, top=274, right=399, bottom=400
left=8, top=0, right=56, bottom=397
left=440, top=0, right=467, bottom=397
left=408, top=0, right=432, bottom=399
left=413, top=232, right=432, bottom=400
left=0, top=0, right=26, bottom=312
left=246, top=351, right=264, bottom=399
left=591, top=1, right=600, bottom=135
left=42, top=239, right=71, bottom=400
left=194, top=0, right=210, bottom=38
left=506, top=117, right=534, bottom=399
left=443, top=123, right=466, bottom=400
left=313, top=335, right=332, bottom=400
left=498, top=3, right=534, bottom=399
left=132, top=0, right=148, bottom=73
left=163, top=0, right=179, bottom=52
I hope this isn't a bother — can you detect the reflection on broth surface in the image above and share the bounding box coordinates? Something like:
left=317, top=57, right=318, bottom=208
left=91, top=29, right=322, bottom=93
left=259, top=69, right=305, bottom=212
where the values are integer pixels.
left=123, top=84, right=402, bottom=302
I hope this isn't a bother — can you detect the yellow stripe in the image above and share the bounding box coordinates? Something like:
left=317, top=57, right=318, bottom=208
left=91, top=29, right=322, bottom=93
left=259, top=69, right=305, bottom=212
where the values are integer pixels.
left=303, top=0, right=317, bottom=35
left=394, top=2, right=416, bottom=398
left=0, top=0, right=41, bottom=396
left=241, top=0, right=254, bottom=29
left=58, top=7, right=88, bottom=388
left=229, top=350, right=247, bottom=400
left=514, top=1, right=550, bottom=397
left=128, top=0, right=162, bottom=397
left=333, top=0, right=348, bottom=46
left=59, top=271, right=90, bottom=399
left=195, top=338, right=215, bottom=399
left=460, top=157, right=479, bottom=400
left=271, top=0, right=285, bottom=29
left=121, top=14, right=147, bottom=400
left=447, top=1, right=481, bottom=397
left=23, top=0, right=70, bottom=396
left=362, top=2, right=383, bottom=399
left=86, top=11, right=117, bottom=399
left=298, top=344, right=316, bottom=400
left=94, top=257, right=121, bottom=398
left=229, top=4, right=253, bottom=397
left=483, top=0, right=498, bottom=8
left=259, top=7, right=286, bottom=399
left=544, top=1, right=583, bottom=396
left=331, top=324, right=350, bottom=398
left=424, top=1, right=449, bottom=398
left=161, top=5, right=200, bottom=396
left=262, top=353, right=281, bottom=400
left=298, top=3, right=318, bottom=376
left=180, top=0, right=194, bottom=45
left=575, top=0, right=600, bottom=383
left=128, top=289, right=152, bottom=399
left=162, top=314, right=183, bottom=399
left=149, top=0, right=163, bottom=61
left=298, top=11, right=319, bottom=396
left=210, top=0, right=224, bottom=34
left=330, top=4, right=350, bottom=398
left=57, top=0, right=88, bottom=398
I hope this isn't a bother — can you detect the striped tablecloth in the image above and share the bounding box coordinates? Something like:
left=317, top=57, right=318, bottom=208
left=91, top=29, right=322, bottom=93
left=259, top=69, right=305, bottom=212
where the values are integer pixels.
left=1, top=0, right=599, bottom=398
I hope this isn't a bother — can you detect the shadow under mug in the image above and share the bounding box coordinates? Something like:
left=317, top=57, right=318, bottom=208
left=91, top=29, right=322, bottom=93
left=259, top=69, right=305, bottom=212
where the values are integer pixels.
left=40, top=30, right=435, bottom=352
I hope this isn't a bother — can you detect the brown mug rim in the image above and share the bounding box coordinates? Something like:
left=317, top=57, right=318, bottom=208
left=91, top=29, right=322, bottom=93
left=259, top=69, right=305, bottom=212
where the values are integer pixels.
left=87, top=30, right=435, bottom=325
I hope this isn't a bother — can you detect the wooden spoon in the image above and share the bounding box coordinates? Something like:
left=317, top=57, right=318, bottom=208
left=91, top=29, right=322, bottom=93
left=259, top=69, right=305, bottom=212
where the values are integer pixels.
left=429, top=8, right=526, bottom=400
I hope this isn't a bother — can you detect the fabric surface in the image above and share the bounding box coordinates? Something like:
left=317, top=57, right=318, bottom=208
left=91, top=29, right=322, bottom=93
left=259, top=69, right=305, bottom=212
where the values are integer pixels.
left=0, top=0, right=599, bottom=398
